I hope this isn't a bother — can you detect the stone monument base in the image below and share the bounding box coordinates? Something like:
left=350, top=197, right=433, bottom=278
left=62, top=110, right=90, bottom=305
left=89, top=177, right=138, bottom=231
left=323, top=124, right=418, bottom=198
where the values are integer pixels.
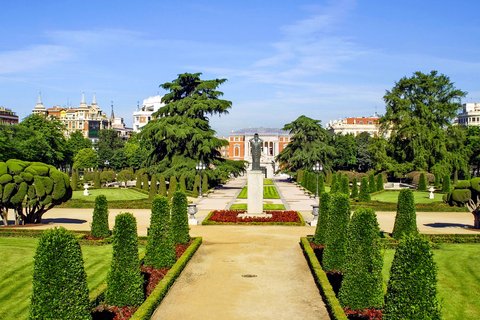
left=247, top=170, right=264, bottom=215
left=237, top=212, right=273, bottom=219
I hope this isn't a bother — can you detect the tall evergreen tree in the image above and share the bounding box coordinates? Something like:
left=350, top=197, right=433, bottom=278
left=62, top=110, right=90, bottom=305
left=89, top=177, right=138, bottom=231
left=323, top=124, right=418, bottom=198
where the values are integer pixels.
left=318, top=174, right=325, bottom=194
left=192, top=174, right=201, bottom=197
left=340, top=175, right=350, bottom=195
left=142, top=174, right=149, bottom=192
left=91, top=195, right=109, bottom=238
left=330, top=173, right=338, bottom=193
left=442, top=174, right=451, bottom=192
left=202, top=173, right=208, bottom=194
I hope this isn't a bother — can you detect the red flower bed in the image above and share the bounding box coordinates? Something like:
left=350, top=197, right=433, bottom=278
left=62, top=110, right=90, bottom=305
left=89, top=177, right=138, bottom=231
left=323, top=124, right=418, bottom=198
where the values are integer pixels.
left=344, top=307, right=383, bottom=320
left=207, top=210, right=300, bottom=223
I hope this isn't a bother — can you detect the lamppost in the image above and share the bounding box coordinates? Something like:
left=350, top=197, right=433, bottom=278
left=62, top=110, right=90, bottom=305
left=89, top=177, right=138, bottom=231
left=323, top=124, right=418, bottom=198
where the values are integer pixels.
left=104, top=160, right=109, bottom=168
left=312, top=162, right=323, bottom=199
left=196, top=160, right=206, bottom=197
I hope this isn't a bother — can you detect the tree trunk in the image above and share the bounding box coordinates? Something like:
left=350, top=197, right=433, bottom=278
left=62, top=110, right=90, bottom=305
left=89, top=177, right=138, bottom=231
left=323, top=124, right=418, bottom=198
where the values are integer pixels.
left=473, top=210, right=480, bottom=229
left=1, top=209, right=7, bottom=226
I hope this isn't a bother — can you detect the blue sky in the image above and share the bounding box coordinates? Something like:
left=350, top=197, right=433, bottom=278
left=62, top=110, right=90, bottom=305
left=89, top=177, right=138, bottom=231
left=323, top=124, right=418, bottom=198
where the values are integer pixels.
left=1, top=0, right=479, bottom=135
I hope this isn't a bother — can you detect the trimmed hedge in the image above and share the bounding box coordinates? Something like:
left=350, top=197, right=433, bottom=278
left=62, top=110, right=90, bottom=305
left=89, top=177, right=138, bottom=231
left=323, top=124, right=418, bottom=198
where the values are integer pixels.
left=142, top=174, right=149, bottom=192
left=171, top=191, right=190, bottom=244
left=368, top=174, right=376, bottom=193
left=105, top=213, right=144, bottom=307
left=93, top=171, right=101, bottom=189
left=30, top=227, right=91, bottom=319
left=350, top=177, right=358, bottom=199
left=338, top=208, right=383, bottom=310
left=442, top=174, right=451, bottom=192
left=323, top=193, right=350, bottom=272
left=330, top=173, right=338, bottom=193
left=168, top=176, right=177, bottom=199
left=300, top=238, right=348, bottom=320
left=130, top=237, right=202, bottom=320
left=376, top=174, right=384, bottom=191
left=192, top=174, right=200, bottom=197
left=451, top=189, right=471, bottom=203
left=314, top=192, right=331, bottom=245
left=384, top=235, right=441, bottom=320
left=144, top=196, right=176, bottom=268
left=418, top=173, right=427, bottom=191
left=392, top=189, right=418, bottom=240
left=149, top=174, right=158, bottom=199
left=71, top=170, right=79, bottom=191
left=339, top=175, right=349, bottom=195
left=202, top=173, right=208, bottom=194
left=91, top=195, right=110, bottom=238
left=179, top=174, right=187, bottom=193
left=358, top=177, right=370, bottom=202
left=158, top=175, right=167, bottom=196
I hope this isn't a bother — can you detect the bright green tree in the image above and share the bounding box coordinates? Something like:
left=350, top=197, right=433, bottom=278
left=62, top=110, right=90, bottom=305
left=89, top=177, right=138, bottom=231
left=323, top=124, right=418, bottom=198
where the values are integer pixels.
left=117, top=169, right=134, bottom=188
left=171, top=191, right=190, bottom=244
left=144, top=196, right=176, bottom=268
left=339, top=208, right=383, bottom=310
left=91, top=195, right=109, bottom=238
left=392, top=189, right=418, bottom=239
left=73, top=148, right=98, bottom=170
left=30, top=228, right=91, bottom=319
left=358, top=177, right=371, bottom=202
left=384, top=235, right=441, bottom=320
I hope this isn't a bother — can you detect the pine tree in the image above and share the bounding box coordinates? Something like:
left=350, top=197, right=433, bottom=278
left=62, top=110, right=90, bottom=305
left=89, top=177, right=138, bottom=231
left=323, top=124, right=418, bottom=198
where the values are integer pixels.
left=149, top=174, right=158, bottom=199
left=358, top=177, right=371, bottom=202
left=144, top=196, right=176, bottom=268
left=91, top=195, right=109, bottom=238
left=384, top=235, right=441, bottom=320
left=313, top=192, right=331, bottom=245
left=105, top=213, right=144, bottom=306
left=339, top=208, right=383, bottom=310
left=158, top=174, right=167, bottom=196
left=323, top=193, right=350, bottom=272
left=30, top=228, right=91, bottom=319
left=368, top=173, right=376, bottom=193
left=350, top=177, right=358, bottom=199
left=168, top=176, right=177, bottom=199
left=376, top=174, right=384, bottom=191
left=71, top=170, right=79, bottom=191
left=418, top=172, right=427, bottom=191
left=392, top=189, right=418, bottom=239
left=171, top=191, right=190, bottom=244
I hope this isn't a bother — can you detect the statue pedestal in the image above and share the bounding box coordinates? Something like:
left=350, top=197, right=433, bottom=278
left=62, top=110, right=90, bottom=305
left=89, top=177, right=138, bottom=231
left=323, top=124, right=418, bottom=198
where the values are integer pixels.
left=239, top=170, right=271, bottom=218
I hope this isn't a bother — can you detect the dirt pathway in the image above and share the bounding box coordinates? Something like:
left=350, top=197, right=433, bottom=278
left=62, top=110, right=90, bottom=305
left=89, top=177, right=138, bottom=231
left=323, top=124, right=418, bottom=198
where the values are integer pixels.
left=151, top=226, right=330, bottom=320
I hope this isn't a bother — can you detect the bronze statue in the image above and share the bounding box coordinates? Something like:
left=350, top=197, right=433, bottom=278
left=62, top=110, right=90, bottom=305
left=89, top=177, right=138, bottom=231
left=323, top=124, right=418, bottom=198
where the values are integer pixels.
left=250, top=133, right=263, bottom=171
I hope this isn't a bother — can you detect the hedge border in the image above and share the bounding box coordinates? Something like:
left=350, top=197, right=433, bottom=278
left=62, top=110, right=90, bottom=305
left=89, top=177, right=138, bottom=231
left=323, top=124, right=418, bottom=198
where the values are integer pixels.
left=300, top=237, right=348, bottom=320
left=130, top=237, right=202, bottom=320
left=201, top=211, right=306, bottom=226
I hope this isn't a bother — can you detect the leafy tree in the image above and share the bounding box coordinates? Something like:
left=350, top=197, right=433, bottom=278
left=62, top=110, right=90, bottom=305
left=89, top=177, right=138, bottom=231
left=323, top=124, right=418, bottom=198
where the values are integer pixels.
left=123, top=133, right=147, bottom=170
left=355, top=132, right=374, bottom=172
left=376, top=174, right=384, bottom=191
left=73, top=148, right=98, bottom=170
left=110, top=149, right=128, bottom=171
left=381, top=70, right=467, bottom=173
left=350, top=177, right=358, bottom=199
left=276, top=115, right=335, bottom=173
left=392, top=189, right=418, bottom=239
left=323, top=193, right=350, bottom=272
left=140, top=73, right=231, bottom=175
left=91, top=195, right=109, bottom=238
left=418, top=172, right=427, bottom=191
left=466, top=126, right=480, bottom=176
left=158, top=174, right=167, bottom=196
left=96, top=129, right=125, bottom=168
left=339, top=208, right=383, bottom=310
left=144, top=196, right=176, bottom=268
left=117, top=169, right=134, bottom=187
left=333, top=134, right=357, bottom=170
left=358, top=177, right=371, bottom=202
left=100, top=170, right=116, bottom=184
left=0, top=160, right=72, bottom=224
left=314, top=192, right=331, bottom=245
left=384, top=235, right=441, bottom=320
left=105, top=213, right=144, bottom=306
left=149, top=174, right=158, bottom=199
left=171, top=191, right=190, bottom=244
left=30, top=228, right=90, bottom=319
left=368, top=173, right=376, bottom=193
left=66, top=130, right=92, bottom=159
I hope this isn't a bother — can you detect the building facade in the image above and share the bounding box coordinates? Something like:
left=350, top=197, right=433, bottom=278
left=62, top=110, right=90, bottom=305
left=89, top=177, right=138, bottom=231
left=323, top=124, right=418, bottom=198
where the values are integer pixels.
left=456, top=103, right=480, bottom=127
left=327, top=115, right=381, bottom=136
left=132, top=95, right=164, bottom=132
left=227, top=128, right=291, bottom=177
left=0, top=106, right=19, bottom=125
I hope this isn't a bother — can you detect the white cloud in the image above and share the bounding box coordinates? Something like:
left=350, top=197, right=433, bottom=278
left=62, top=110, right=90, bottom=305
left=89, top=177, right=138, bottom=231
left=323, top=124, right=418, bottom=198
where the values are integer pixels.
left=0, top=45, right=72, bottom=74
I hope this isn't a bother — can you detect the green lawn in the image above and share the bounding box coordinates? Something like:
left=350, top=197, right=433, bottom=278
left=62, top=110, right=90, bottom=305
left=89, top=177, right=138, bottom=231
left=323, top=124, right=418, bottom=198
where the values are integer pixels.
left=383, top=244, right=480, bottom=320
left=264, top=179, right=274, bottom=185
left=0, top=237, right=113, bottom=320
left=229, top=203, right=285, bottom=210
left=372, top=190, right=443, bottom=204
left=237, top=185, right=281, bottom=199
left=71, top=188, right=149, bottom=202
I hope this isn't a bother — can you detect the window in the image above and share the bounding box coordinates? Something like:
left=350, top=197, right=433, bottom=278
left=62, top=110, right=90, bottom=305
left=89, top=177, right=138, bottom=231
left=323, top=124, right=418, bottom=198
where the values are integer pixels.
left=234, top=145, right=240, bottom=157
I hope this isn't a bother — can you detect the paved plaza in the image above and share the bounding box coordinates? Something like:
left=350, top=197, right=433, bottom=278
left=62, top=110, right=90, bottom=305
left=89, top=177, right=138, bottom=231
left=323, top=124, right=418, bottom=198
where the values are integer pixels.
left=12, top=176, right=479, bottom=319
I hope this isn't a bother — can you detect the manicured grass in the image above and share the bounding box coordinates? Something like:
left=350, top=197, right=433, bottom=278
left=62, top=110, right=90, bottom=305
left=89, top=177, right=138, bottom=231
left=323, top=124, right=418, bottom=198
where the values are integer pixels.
left=264, top=179, right=274, bottom=185
left=372, top=190, right=443, bottom=204
left=0, top=237, right=113, bottom=320
left=229, top=203, right=285, bottom=210
left=237, top=185, right=281, bottom=199
left=382, top=243, right=480, bottom=320
left=71, top=188, right=149, bottom=202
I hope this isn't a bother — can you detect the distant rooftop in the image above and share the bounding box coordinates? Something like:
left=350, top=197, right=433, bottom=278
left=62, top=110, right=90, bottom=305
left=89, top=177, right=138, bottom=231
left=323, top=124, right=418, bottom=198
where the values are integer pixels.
left=231, top=127, right=289, bottom=135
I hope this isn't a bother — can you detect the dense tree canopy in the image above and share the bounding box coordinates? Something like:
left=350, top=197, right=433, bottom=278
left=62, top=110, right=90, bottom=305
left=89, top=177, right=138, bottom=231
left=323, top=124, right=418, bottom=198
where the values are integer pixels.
left=276, top=115, right=335, bottom=173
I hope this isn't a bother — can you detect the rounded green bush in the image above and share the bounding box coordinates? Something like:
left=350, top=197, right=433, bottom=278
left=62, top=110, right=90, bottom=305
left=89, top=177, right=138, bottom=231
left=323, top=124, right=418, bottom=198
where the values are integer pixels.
left=384, top=235, right=441, bottom=320
left=105, top=212, right=144, bottom=307
left=21, top=172, right=34, bottom=183
left=0, top=173, right=13, bottom=184
left=6, top=159, right=29, bottom=174
left=171, top=191, right=190, bottom=244
left=471, top=177, right=480, bottom=192
left=13, top=175, right=24, bottom=183
left=2, top=182, right=16, bottom=203
left=10, top=181, right=28, bottom=204
left=144, top=196, right=176, bottom=268
left=33, top=176, right=45, bottom=198
left=339, top=208, right=383, bottom=310
left=0, top=162, right=7, bottom=175
left=323, top=193, right=350, bottom=272
left=358, top=177, right=371, bottom=202
left=454, top=180, right=471, bottom=189
left=91, top=195, right=110, bottom=238
left=392, top=189, right=418, bottom=240
left=28, top=165, right=50, bottom=176
left=29, top=227, right=91, bottom=319
left=314, top=192, right=331, bottom=245
left=451, top=189, right=471, bottom=203
left=43, top=176, right=54, bottom=194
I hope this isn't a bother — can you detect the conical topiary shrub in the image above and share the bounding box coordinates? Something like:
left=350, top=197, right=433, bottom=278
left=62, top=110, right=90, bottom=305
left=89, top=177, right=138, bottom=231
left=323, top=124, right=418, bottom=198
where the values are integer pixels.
left=318, top=174, right=325, bottom=194
left=323, top=193, right=350, bottom=272
left=384, top=235, right=441, bottom=320
left=30, top=228, right=91, bottom=319
left=158, top=174, right=167, bottom=196
left=376, top=174, right=384, bottom=191
left=71, top=170, right=79, bottom=191
left=149, top=174, right=158, bottom=199
left=105, top=213, right=144, bottom=307
left=168, top=176, right=177, bottom=199
left=339, top=208, right=383, bottom=310
left=314, top=192, right=331, bottom=245
left=340, top=175, right=350, bottom=195
left=442, top=174, right=451, bottom=193
left=418, top=172, right=427, bottom=191
left=144, top=196, right=176, bottom=268
left=91, top=195, right=109, bottom=238
left=358, top=177, right=371, bottom=202
left=171, top=191, right=190, bottom=244
left=135, top=172, right=141, bottom=189
left=202, top=173, right=208, bottom=194
left=368, top=173, right=376, bottom=193
left=350, top=177, right=358, bottom=199
left=392, top=189, right=418, bottom=240
left=94, top=170, right=101, bottom=189
left=330, top=173, right=338, bottom=193
left=179, top=174, right=187, bottom=192
left=192, top=174, right=201, bottom=197
left=142, top=174, right=149, bottom=192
